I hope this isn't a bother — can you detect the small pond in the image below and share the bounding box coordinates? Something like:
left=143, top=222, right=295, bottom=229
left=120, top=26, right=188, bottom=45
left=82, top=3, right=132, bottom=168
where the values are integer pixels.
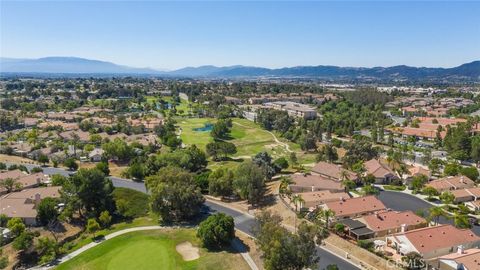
left=193, top=123, right=213, bottom=132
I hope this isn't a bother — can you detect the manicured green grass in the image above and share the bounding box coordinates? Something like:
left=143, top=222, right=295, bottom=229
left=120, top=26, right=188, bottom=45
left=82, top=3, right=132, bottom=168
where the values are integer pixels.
left=65, top=216, right=158, bottom=253
left=56, top=229, right=249, bottom=270
left=178, top=117, right=318, bottom=168
left=178, top=118, right=216, bottom=150
left=164, top=97, right=192, bottom=116
left=145, top=96, right=158, bottom=105
left=383, top=185, right=407, bottom=191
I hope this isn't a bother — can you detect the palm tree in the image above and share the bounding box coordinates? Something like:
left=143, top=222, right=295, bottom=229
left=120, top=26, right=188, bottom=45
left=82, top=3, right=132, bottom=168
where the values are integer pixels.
left=340, top=169, right=350, bottom=182
left=428, top=206, right=445, bottom=225
left=279, top=177, right=292, bottom=198
left=291, top=194, right=300, bottom=212
left=291, top=194, right=304, bottom=212
left=453, top=213, right=471, bottom=229
left=319, top=209, right=335, bottom=229
left=0, top=178, right=21, bottom=193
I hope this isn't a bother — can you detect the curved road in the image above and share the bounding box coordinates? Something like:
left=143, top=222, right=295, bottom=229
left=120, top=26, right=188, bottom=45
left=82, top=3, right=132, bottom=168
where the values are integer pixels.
left=12, top=163, right=359, bottom=270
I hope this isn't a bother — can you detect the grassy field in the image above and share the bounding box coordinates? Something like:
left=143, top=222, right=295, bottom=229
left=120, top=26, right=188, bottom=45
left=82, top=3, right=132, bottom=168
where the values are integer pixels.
left=56, top=229, right=250, bottom=270
left=179, top=118, right=280, bottom=156
left=178, top=117, right=316, bottom=167
left=178, top=118, right=216, bottom=150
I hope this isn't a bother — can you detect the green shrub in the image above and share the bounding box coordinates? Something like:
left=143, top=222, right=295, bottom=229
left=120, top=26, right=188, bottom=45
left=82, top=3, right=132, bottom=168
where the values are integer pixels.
left=197, top=213, right=235, bottom=249
left=113, top=187, right=149, bottom=218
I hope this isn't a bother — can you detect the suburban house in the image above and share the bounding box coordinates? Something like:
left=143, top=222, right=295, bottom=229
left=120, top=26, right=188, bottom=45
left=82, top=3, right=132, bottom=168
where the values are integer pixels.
left=450, top=187, right=480, bottom=203
left=466, top=200, right=480, bottom=212
left=320, top=196, right=387, bottom=220
left=310, top=161, right=357, bottom=182
left=0, top=170, right=49, bottom=194
left=357, top=210, right=427, bottom=238
left=289, top=173, right=345, bottom=193
left=290, top=190, right=350, bottom=209
left=425, top=175, right=475, bottom=193
left=364, top=159, right=399, bottom=184
left=0, top=186, right=61, bottom=226
left=88, top=148, right=104, bottom=162
left=386, top=225, right=480, bottom=261
left=407, top=166, right=431, bottom=180
left=59, top=130, right=91, bottom=142
left=437, top=247, right=480, bottom=270
left=339, top=210, right=427, bottom=240
left=38, top=121, right=79, bottom=131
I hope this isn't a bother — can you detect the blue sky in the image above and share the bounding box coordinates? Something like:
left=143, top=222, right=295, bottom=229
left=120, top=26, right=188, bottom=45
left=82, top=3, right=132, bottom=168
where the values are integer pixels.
left=1, top=1, right=479, bottom=70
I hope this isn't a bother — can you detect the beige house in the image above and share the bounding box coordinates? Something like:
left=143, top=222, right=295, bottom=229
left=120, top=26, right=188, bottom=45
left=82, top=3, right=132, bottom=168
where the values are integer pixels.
left=437, top=248, right=480, bottom=270
left=364, top=159, right=399, bottom=184
left=451, top=187, right=480, bottom=203
left=310, top=161, right=357, bottom=182
left=289, top=190, right=349, bottom=209
left=289, top=173, right=344, bottom=193
left=321, top=196, right=386, bottom=220
left=425, top=175, right=475, bottom=193
left=0, top=170, right=48, bottom=194
left=0, top=186, right=61, bottom=226
left=386, top=225, right=480, bottom=261
left=358, top=210, right=427, bottom=238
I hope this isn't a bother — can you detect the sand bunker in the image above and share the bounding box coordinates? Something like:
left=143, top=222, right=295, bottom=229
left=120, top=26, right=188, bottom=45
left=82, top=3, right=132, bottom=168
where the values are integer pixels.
left=176, top=241, right=200, bottom=261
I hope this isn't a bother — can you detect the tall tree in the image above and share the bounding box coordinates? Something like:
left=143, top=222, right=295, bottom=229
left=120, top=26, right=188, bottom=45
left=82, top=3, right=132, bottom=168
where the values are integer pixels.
left=145, top=166, right=204, bottom=222
left=233, top=161, right=266, bottom=205
left=70, top=168, right=115, bottom=217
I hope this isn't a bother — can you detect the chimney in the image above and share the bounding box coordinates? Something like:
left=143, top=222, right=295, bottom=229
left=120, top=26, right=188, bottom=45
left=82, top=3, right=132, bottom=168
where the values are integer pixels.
left=460, top=176, right=465, bottom=184
left=401, top=224, right=407, bottom=233
left=458, top=245, right=465, bottom=255
left=34, top=193, right=41, bottom=206
left=311, top=186, right=315, bottom=192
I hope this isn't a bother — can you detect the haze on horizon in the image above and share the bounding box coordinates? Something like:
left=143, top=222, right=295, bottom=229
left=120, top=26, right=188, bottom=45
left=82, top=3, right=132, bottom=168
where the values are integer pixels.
left=1, top=1, right=479, bottom=70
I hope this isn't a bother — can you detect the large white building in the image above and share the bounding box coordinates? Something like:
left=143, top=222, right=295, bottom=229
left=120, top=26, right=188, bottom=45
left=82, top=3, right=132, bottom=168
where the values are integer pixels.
left=264, top=101, right=317, bottom=120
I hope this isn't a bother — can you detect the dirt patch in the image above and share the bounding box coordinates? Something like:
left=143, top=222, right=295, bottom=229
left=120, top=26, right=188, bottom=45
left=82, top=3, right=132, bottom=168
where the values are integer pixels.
left=236, top=231, right=264, bottom=270
left=176, top=241, right=200, bottom=261
left=0, top=154, right=39, bottom=165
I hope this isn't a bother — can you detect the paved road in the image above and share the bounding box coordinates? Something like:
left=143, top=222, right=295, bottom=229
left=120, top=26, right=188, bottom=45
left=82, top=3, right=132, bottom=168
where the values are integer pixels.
left=12, top=163, right=359, bottom=270
left=378, top=190, right=480, bottom=236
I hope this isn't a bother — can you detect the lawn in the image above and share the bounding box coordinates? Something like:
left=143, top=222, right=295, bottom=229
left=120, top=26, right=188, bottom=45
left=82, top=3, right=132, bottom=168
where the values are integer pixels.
left=56, top=229, right=250, bottom=270
left=178, top=117, right=317, bottom=166
left=178, top=118, right=280, bottom=157
left=164, top=97, right=192, bottom=116
left=178, top=118, right=216, bottom=150
left=65, top=216, right=159, bottom=253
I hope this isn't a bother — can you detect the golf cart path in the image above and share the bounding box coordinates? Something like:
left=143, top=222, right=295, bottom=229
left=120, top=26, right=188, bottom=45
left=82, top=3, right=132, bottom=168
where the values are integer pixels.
left=30, top=226, right=258, bottom=270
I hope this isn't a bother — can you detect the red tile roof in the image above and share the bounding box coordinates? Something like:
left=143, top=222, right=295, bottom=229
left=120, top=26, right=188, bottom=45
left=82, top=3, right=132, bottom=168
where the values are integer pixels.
left=324, top=196, right=386, bottom=218
left=392, top=225, right=480, bottom=254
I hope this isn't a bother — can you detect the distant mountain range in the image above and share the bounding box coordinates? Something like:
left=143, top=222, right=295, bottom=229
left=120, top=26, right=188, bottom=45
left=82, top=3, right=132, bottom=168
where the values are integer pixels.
left=1, top=56, right=479, bottom=81
left=0, top=57, right=158, bottom=74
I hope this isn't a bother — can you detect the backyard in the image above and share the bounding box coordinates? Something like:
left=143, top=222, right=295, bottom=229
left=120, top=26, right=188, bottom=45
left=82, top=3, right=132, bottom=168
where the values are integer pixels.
left=55, top=229, right=250, bottom=270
